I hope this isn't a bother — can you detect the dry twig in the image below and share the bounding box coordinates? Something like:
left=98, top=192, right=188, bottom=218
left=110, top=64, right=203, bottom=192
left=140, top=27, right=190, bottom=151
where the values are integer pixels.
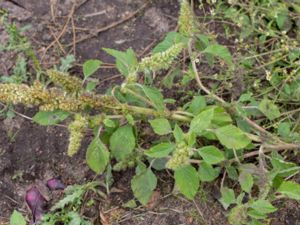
left=40, top=4, right=76, bottom=58
left=66, top=1, right=149, bottom=47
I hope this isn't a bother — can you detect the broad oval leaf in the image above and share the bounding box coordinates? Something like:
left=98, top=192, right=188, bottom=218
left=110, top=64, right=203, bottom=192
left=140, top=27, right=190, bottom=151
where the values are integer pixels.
left=174, top=165, right=199, bottom=200
left=238, top=171, right=254, bottom=193
left=211, top=106, right=232, bottom=126
left=110, top=125, right=136, bottom=161
left=198, top=162, right=220, bottom=182
left=83, top=59, right=102, bottom=78
left=249, top=199, right=277, bottom=214
left=277, top=122, right=291, bottom=138
left=145, top=142, right=175, bottom=158
left=149, top=118, right=172, bottom=135
left=247, top=210, right=267, bottom=220
left=187, top=95, right=207, bottom=115
left=33, top=110, right=70, bottom=126
left=190, top=108, right=214, bottom=134
left=215, top=125, right=251, bottom=150
left=219, top=187, right=236, bottom=210
left=131, top=168, right=157, bottom=205
left=103, top=118, right=116, bottom=128
left=86, top=81, right=97, bottom=92
left=103, top=48, right=137, bottom=77
left=278, top=181, right=300, bottom=200
left=259, top=99, right=280, bottom=120
left=228, top=205, right=248, bottom=225
left=173, top=124, right=185, bottom=142
left=141, top=85, right=165, bottom=111
left=202, top=44, right=232, bottom=65
left=197, top=145, right=225, bottom=164
left=10, top=211, right=26, bottom=225
left=86, top=137, right=110, bottom=174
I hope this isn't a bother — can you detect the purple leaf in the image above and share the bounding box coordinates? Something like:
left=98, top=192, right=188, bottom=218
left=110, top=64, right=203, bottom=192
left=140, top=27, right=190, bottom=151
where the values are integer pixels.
left=25, top=187, right=47, bottom=223
left=46, top=178, right=66, bottom=191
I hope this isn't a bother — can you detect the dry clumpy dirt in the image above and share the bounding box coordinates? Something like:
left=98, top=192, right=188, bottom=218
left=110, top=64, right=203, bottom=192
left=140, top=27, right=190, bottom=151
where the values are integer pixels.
left=0, top=0, right=299, bottom=225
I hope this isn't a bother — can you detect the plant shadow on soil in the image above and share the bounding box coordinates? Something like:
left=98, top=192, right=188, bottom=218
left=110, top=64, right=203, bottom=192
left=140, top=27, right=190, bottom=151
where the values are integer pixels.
left=0, top=0, right=299, bottom=224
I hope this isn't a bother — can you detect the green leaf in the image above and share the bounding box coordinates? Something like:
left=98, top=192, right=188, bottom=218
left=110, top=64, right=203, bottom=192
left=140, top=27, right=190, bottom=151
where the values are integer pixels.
left=249, top=199, right=277, bottom=214
left=226, top=165, right=239, bottom=180
left=149, top=157, right=167, bottom=171
left=271, top=152, right=292, bottom=167
left=181, top=74, right=193, bottom=85
left=288, top=49, right=300, bottom=62
left=278, top=181, right=300, bottom=200
left=215, top=125, right=251, bottom=149
left=187, top=95, right=207, bottom=115
left=86, top=137, right=110, bottom=174
left=276, top=11, right=291, bottom=31
left=149, top=118, right=172, bottom=135
left=173, top=124, right=185, bottom=142
left=103, top=118, right=116, bottom=128
left=136, top=161, right=147, bottom=174
left=152, top=32, right=186, bottom=53
left=211, top=106, right=232, bottom=126
left=162, top=67, right=181, bottom=89
left=146, top=142, right=175, bottom=158
left=259, top=99, right=280, bottom=120
left=110, top=125, right=136, bottom=161
left=238, top=171, right=253, bottom=193
left=67, top=212, right=83, bottom=225
left=103, top=48, right=137, bottom=77
left=190, top=108, right=214, bottom=134
left=292, top=3, right=300, bottom=13
left=131, top=168, right=157, bottom=205
left=249, top=220, right=264, bottom=225
left=196, top=34, right=210, bottom=50
left=202, top=44, right=232, bottom=65
left=51, top=185, right=85, bottom=211
left=228, top=205, right=248, bottom=225
left=122, top=199, right=137, bottom=208
left=10, top=210, right=26, bottom=225
left=219, top=187, right=236, bottom=210
left=59, top=54, right=75, bottom=72
left=278, top=122, right=291, bottom=138
left=236, top=193, right=245, bottom=205
left=275, top=166, right=300, bottom=179
left=195, top=35, right=215, bottom=66
left=198, top=162, right=220, bottom=182
left=174, top=165, right=199, bottom=200
left=276, top=12, right=287, bottom=29
left=86, top=81, right=97, bottom=92
left=141, top=85, right=165, bottom=111
left=125, top=114, right=135, bottom=126
left=270, top=154, right=298, bottom=177
left=238, top=93, right=253, bottom=102
left=32, top=110, right=70, bottom=126
left=247, top=209, right=267, bottom=220
left=83, top=59, right=102, bottom=78
left=197, top=145, right=225, bottom=164
left=187, top=132, right=196, bottom=146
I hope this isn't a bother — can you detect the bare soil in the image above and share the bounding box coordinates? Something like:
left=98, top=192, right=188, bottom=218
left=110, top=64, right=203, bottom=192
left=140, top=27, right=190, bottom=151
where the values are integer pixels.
left=0, top=0, right=299, bottom=225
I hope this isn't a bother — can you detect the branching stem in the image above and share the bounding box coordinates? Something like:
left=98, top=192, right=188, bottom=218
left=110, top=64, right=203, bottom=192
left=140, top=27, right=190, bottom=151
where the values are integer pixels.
left=187, top=39, right=283, bottom=142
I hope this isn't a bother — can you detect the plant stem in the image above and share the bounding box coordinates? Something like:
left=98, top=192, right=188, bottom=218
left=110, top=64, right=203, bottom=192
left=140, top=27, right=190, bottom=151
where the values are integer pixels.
left=187, top=39, right=280, bottom=141
left=173, top=110, right=194, bottom=117
left=187, top=39, right=225, bottom=104
left=190, top=142, right=300, bottom=165
left=124, top=104, right=191, bottom=122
